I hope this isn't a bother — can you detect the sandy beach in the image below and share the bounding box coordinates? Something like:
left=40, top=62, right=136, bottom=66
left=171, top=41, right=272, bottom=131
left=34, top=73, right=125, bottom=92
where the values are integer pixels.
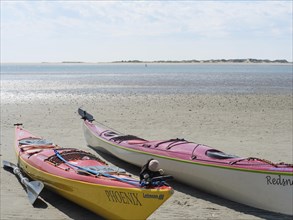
left=1, top=93, right=292, bottom=220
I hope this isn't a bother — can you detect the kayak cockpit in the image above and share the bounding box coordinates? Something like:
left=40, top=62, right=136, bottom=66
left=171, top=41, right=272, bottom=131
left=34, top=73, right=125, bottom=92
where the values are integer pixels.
left=205, top=149, right=239, bottom=160
left=45, top=148, right=105, bottom=166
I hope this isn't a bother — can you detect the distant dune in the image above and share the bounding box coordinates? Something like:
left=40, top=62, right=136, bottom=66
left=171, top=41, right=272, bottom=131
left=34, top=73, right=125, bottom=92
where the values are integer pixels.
left=37, top=59, right=291, bottom=64
left=113, top=58, right=289, bottom=64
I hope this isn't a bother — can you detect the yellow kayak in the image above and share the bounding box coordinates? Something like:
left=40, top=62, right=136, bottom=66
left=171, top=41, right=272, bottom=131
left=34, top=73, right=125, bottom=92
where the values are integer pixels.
left=14, top=124, right=173, bottom=219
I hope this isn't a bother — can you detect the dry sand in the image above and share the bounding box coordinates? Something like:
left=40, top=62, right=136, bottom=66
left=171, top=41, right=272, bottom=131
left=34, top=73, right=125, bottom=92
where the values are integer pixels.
left=1, top=93, right=292, bottom=220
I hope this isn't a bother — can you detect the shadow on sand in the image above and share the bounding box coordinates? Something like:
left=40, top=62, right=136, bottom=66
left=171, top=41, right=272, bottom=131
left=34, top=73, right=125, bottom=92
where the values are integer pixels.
left=90, top=146, right=292, bottom=220
left=3, top=163, right=104, bottom=220
left=39, top=189, right=104, bottom=220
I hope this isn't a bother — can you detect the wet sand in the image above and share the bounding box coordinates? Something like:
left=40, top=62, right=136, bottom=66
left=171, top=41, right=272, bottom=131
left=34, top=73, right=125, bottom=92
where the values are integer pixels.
left=1, top=93, right=292, bottom=219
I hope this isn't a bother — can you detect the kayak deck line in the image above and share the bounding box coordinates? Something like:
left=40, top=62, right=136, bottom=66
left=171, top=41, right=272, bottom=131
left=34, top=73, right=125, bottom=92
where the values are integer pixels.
left=86, top=124, right=293, bottom=176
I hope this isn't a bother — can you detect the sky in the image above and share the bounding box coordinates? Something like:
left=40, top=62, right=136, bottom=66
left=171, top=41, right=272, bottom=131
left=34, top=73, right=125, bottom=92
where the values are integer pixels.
left=1, top=1, right=292, bottom=63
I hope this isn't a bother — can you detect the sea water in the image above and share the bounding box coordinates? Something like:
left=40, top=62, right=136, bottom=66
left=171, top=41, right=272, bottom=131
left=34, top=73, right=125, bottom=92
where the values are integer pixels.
left=1, top=63, right=292, bottom=97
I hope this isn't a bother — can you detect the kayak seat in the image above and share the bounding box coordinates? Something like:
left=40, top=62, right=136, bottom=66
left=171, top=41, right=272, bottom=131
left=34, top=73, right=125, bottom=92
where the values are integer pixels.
left=206, top=149, right=239, bottom=159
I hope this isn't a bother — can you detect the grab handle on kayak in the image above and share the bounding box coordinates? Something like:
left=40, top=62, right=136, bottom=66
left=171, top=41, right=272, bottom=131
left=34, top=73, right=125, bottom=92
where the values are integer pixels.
left=190, top=144, right=200, bottom=160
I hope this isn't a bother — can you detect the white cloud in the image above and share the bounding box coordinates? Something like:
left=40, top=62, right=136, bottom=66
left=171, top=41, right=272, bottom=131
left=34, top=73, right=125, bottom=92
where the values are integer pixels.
left=3, top=1, right=290, bottom=36
left=1, top=1, right=292, bottom=62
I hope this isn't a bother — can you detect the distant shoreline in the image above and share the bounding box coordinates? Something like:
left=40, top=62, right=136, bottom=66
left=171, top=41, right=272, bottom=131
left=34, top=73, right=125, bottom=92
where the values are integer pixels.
left=112, top=58, right=290, bottom=64
left=1, top=58, right=292, bottom=65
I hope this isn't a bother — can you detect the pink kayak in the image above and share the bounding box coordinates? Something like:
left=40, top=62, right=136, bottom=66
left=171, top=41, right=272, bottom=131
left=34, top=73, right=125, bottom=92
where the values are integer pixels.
left=78, top=108, right=293, bottom=215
